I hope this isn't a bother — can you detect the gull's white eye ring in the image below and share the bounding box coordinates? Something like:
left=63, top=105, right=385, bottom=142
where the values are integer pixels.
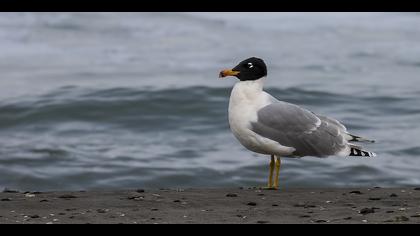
left=247, top=63, right=253, bottom=68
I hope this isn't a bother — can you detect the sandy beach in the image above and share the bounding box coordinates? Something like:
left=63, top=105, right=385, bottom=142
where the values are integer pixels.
left=1, top=187, right=420, bottom=224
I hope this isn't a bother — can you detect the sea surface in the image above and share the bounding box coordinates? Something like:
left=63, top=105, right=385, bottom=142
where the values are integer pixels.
left=1, top=12, right=420, bottom=191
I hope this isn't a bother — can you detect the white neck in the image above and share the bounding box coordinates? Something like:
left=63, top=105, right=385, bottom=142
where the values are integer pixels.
left=231, top=77, right=265, bottom=99
left=228, top=77, right=269, bottom=115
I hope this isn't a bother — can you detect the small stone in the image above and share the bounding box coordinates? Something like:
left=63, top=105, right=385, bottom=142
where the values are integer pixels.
left=410, top=214, right=420, bottom=218
left=25, top=193, right=36, bottom=198
left=40, top=199, right=49, bottom=202
left=127, top=195, right=144, bottom=201
left=173, top=200, right=181, bottom=203
left=359, top=208, right=375, bottom=215
left=226, top=193, right=238, bottom=197
left=294, top=202, right=317, bottom=208
left=58, top=194, right=77, bottom=199
left=413, top=188, right=420, bottom=191
left=314, top=219, right=329, bottom=223
left=368, top=197, right=382, bottom=201
left=97, top=209, right=109, bottom=214
left=386, top=210, right=395, bottom=213
left=395, top=216, right=409, bottom=222
left=390, top=193, right=398, bottom=197
left=29, top=215, right=40, bottom=219
left=247, top=202, right=257, bottom=206
left=299, top=215, right=311, bottom=218
left=349, top=191, right=363, bottom=195
left=257, top=220, right=269, bottom=224
left=1, top=198, right=11, bottom=201
left=272, top=204, right=278, bottom=207
left=136, top=189, right=145, bottom=193
left=343, top=217, right=352, bottom=220
left=151, top=208, right=159, bottom=211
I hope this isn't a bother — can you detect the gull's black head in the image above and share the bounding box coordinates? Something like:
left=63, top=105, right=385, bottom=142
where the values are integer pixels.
left=219, top=57, right=267, bottom=81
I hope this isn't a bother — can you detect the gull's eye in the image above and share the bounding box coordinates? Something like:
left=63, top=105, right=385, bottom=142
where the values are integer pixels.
left=247, top=62, right=254, bottom=68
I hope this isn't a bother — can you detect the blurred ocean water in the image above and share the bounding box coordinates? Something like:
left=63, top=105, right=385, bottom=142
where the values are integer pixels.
left=0, top=12, right=420, bottom=191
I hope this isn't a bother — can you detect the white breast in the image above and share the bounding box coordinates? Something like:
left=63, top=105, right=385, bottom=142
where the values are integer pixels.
left=228, top=79, right=295, bottom=156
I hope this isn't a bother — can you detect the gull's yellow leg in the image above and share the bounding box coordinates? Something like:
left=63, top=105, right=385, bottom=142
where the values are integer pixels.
left=274, top=156, right=281, bottom=189
left=267, top=155, right=275, bottom=188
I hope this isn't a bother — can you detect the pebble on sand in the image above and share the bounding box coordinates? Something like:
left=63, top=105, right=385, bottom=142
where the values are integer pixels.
left=58, top=194, right=77, bottom=199
left=394, top=216, right=410, bottom=222
left=97, top=209, right=109, bottom=214
left=257, top=220, right=269, bottom=224
left=359, top=208, right=375, bottom=215
left=294, top=203, right=317, bottom=208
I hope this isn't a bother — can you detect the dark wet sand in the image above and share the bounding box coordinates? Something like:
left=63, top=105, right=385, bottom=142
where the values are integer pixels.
left=1, top=187, right=420, bottom=224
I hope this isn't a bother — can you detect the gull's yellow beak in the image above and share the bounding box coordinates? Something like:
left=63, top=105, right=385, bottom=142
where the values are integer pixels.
left=219, top=69, right=240, bottom=78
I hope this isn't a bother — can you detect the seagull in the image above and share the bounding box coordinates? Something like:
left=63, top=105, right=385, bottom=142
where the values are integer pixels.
left=219, top=57, right=376, bottom=189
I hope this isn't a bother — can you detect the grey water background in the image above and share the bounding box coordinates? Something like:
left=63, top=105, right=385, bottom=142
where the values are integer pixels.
left=1, top=12, right=420, bottom=191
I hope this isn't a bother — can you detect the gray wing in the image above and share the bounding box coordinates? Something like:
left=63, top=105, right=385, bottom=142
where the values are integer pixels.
left=251, top=102, right=347, bottom=157
left=316, top=115, right=347, bottom=132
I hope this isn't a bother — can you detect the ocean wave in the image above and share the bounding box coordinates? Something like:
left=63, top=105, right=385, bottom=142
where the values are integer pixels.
left=0, top=86, right=418, bottom=132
